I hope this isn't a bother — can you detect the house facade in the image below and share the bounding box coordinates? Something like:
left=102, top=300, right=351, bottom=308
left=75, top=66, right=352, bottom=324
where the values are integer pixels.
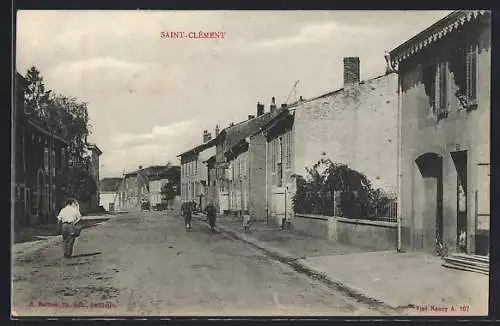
left=389, top=10, right=491, bottom=255
left=79, top=143, right=102, bottom=213
left=13, top=72, right=69, bottom=228
left=208, top=102, right=283, bottom=217
left=116, top=165, right=170, bottom=211
left=99, top=177, right=121, bottom=212
left=262, top=57, right=399, bottom=226
left=149, top=166, right=181, bottom=209
left=178, top=129, right=217, bottom=210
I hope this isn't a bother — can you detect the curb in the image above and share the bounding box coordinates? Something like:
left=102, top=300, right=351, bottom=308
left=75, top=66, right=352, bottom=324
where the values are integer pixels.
left=194, top=213, right=403, bottom=315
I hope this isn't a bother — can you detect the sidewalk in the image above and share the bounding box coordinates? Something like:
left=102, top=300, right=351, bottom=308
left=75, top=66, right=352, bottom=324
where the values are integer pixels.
left=13, top=214, right=115, bottom=259
left=194, top=213, right=489, bottom=316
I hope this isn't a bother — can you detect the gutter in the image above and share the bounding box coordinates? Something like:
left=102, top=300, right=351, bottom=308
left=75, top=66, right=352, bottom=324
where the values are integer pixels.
left=395, top=68, right=403, bottom=253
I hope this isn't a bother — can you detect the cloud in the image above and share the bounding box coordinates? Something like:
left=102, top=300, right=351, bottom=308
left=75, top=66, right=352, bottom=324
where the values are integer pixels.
left=243, top=21, right=386, bottom=49
left=53, top=57, right=157, bottom=74
left=110, top=120, right=196, bottom=147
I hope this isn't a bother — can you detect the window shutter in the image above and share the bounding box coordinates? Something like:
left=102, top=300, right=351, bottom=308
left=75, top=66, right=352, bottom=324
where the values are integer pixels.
left=434, top=64, right=440, bottom=115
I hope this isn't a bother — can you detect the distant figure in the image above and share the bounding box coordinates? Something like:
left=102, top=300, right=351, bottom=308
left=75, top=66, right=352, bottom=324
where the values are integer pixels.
left=458, top=229, right=467, bottom=253
left=243, top=214, right=251, bottom=233
left=57, top=198, right=82, bottom=258
left=206, top=202, right=217, bottom=232
left=182, top=202, right=192, bottom=229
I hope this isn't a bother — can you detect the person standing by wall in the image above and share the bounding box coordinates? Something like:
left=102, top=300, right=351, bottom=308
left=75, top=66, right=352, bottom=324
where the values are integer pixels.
left=57, top=198, right=82, bottom=258
left=206, top=201, right=217, bottom=232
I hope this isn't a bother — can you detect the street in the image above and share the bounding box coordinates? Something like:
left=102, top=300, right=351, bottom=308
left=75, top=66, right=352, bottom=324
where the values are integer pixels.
left=12, top=210, right=383, bottom=317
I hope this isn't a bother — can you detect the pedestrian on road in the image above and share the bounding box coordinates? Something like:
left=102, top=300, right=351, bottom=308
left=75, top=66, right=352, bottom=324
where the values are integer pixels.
left=206, top=202, right=217, bottom=232
left=57, top=198, right=82, bottom=258
left=182, top=202, right=192, bottom=229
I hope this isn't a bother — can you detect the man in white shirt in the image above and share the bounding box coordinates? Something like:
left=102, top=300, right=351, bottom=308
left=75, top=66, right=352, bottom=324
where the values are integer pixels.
left=57, top=198, right=82, bottom=258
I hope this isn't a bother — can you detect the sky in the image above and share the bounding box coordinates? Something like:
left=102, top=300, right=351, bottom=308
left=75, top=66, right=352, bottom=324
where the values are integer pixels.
left=16, top=10, right=453, bottom=178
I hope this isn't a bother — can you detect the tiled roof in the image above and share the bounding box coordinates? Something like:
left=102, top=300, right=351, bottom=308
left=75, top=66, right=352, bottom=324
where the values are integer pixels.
left=389, top=10, right=490, bottom=66
left=99, top=177, right=122, bottom=192
left=177, top=136, right=218, bottom=158
left=223, top=109, right=284, bottom=154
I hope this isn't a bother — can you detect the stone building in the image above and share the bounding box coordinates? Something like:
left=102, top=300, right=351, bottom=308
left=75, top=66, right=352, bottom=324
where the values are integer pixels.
left=178, top=128, right=217, bottom=210
left=116, top=165, right=171, bottom=212
left=388, top=10, right=491, bottom=255
left=79, top=143, right=102, bottom=213
left=260, top=57, right=399, bottom=226
left=205, top=101, right=283, bottom=216
left=13, top=72, right=69, bottom=228
left=99, top=177, right=121, bottom=212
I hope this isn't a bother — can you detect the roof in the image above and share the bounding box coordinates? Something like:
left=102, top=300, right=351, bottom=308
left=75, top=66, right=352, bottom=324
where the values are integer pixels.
left=99, top=177, right=122, bottom=192
left=26, top=118, right=69, bottom=145
left=389, top=10, right=490, bottom=66
left=87, top=143, right=103, bottom=155
left=149, top=165, right=180, bottom=181
left=223, top=109, right=284, bottom=155
left=124, top=165, right=170, bottom=179
left=255, top=73, right=393, bottom=137
left=177, top=135, right=218, bottom=158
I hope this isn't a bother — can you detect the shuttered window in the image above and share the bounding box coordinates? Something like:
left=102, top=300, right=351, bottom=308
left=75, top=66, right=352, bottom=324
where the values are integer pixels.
left=44, top=147, right=49, bottom=174
left=466, top=43, right=478, bottom=107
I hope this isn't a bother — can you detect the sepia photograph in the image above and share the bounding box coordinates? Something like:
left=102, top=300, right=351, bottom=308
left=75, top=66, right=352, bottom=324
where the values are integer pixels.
left=12, top=9, right=490, bottom=317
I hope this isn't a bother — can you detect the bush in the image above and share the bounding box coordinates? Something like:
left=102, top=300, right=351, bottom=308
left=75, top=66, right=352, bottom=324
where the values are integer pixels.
left=293, top=156, right=396, bottom=219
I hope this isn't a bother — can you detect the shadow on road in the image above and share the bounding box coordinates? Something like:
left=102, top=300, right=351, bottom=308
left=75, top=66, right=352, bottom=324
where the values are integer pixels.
left=70, top=251, right=102, bottom=259
left=13, top=218, right=110, bottom=244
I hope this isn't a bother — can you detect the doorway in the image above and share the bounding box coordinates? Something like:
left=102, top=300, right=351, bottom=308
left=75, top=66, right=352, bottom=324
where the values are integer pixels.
left=452, top=151, right=468, bottom=253
left=415, top=153, right=444, bottom=252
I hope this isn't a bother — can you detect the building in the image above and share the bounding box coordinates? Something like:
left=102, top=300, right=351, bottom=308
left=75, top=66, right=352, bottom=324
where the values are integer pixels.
left=388, top=10, right=491, bottom=255
left=116, top=165, right=171, bottom=211
left=207, top=102, right=283, bottom=216
left=79, top=143, right=103, bottom=213
left=149, top=166, right=181, bottom=209
left=178, top=129, right=217, bottom=210
left=260, top=57, right=399, bottom=226
left=99, top=177, right=121, bottom=211
left=13, top=72, right=69, bottom=228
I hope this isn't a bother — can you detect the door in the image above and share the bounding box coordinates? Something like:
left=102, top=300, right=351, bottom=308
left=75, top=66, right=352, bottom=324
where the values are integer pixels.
left=452, top=151, right=468, bottom=252
left=476, top=163, right=490, bottom=256
left=415, top=153, right=444, bottom=252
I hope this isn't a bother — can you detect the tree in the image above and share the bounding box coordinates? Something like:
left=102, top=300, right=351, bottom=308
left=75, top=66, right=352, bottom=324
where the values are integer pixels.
left=24, top=66, right=52, bottom=121
left=293, top=155, right=391, bottom=219
left=23, top=67, right=95, bottom=204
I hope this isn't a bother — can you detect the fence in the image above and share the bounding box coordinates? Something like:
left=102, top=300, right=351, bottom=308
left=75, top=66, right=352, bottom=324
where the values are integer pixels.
left=293, top=190, right=397, bottom=222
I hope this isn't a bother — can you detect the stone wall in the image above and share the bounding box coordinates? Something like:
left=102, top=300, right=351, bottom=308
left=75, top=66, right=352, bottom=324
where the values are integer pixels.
left=294, top=214, right=397, bottom=251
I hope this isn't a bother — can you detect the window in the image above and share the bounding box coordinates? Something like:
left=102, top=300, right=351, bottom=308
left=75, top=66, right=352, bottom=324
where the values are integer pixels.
left=277, top=137, right=283, bottom=187
left=271, top=139, right=276, bottom=172
left=423, top=61, right=448, bottom=119
left=44, top=147, right=49, bottom=174
left=61, top=148, right=66, bottom=173
left=51, top=149, right=56, bottom=177
left=466, top=44, right=478, bottom=107
left=286, top=132, right=292, bottom=169
left=433, top=61, right=448, bottom=118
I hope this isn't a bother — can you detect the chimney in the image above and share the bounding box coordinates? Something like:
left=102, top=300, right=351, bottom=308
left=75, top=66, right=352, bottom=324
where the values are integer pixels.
left=248, top=114, right=255, bottom=120
left=138, top=165, right=143, bottom=170
left=299, top=96, right=303, bottom=102
left=343, top=57, right=360, bottom=87
left=203, top=130, right=211, bottom=143
left=270, top=97, right=277, bottom=112
left=257, top=102, right=264, bottom=116
left=215, top=124, right=220, bottom=136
